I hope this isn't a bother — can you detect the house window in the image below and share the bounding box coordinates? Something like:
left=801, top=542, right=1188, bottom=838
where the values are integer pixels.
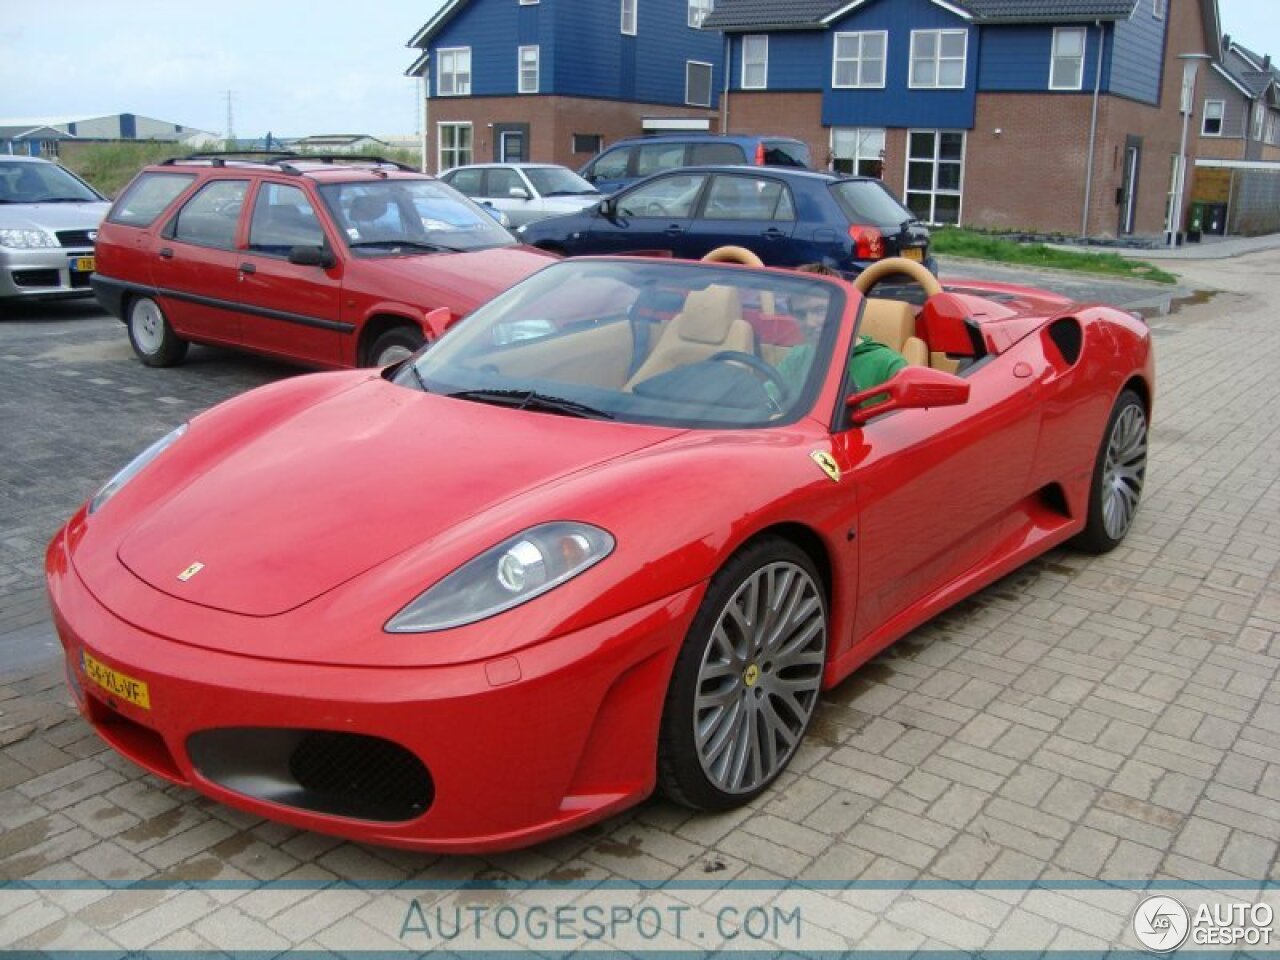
left=831, top=127, right=885, bottom=178
left=910, top=30, right=967, bottom=89
left=519, top=0, right=538, bottom=4
left=688, top=0, right=712, bottom=28
left=686, top=60, right=713, bottom=107
left=621, top=0, right=637, bottom=35
left=438, top=122, right=473, bottom=171
left=1253, top=102, right=1265, bottom=140
left=905, top=129, right=964, bottom=225
left=1202, top=99, right=1224, bottom=136
left=1153, top=0, right=1166, bottom=18
left=518, top=45, right=540, bottom=93
left=573, top=133, right=603, bottom=154
left=742, top=36, right=768, bottom=90
left=833, top=32, right=887, bottom=89
left=436, top=47, right=471, bottom=96
left=1050, top=27, right=1086, bottom=90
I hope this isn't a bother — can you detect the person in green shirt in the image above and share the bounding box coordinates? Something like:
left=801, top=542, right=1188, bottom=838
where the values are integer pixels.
left=776, top=291, right=907, bottom=402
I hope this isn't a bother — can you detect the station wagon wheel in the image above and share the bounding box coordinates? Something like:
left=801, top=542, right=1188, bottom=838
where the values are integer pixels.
left=127, top=295, right=188, bottom=367
left=1073, top=388, right=1147, bottom=554
left=368, top=327, right=425, bottom=367
left=658, top=537, right=827, bottom=810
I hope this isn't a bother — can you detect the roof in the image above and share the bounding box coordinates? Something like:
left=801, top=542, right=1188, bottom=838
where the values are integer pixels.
left=0, top=124, right=76, bottom=141
left=704, top=0, right=1139, bottom=30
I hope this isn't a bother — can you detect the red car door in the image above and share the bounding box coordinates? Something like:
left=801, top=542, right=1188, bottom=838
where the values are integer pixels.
left=834, top=348, right=1043, bottom=648
left=234, top=181, right=345, bottom=367
left=149, top=178, right=249, bottom=345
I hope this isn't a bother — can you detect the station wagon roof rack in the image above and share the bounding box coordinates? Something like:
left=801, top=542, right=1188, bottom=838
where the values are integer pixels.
left=160, top=153, right=418, bottom=176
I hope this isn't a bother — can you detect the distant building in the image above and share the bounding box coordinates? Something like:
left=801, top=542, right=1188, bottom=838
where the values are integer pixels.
left=0, top=113, right=218, bottom=156
left=292, top=134, right=391, bottom=153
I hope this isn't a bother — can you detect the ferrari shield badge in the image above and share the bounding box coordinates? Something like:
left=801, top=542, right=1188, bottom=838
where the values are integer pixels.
left=810, top=451, right=841, bottom=483
left=177, top=562, right=205, bottom=582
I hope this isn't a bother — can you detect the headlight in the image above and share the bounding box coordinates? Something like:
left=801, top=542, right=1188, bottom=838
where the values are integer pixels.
left=88, top=424, right=188, bottom=514
left=0, top=229, right=60, bottom=249
left=385, top=522, right=614, bottom=633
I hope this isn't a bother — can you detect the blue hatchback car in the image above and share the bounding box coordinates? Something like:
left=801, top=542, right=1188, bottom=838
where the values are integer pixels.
left=516, top=165, right=933, bottom=279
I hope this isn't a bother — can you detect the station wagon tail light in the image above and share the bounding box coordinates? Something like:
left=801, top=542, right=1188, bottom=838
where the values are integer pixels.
left=754, top=143, right=766, bottom=166
left=849, top=225, right=884, bottom=260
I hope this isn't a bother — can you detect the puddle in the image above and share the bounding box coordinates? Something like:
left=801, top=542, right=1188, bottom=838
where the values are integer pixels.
left=544, top=866, right=588, bottom=883
left=119, top=807, right=188, bottom=845
left=593, top=835, right=644, bottom=859
left=1134, top=288, right=1217, bottom=321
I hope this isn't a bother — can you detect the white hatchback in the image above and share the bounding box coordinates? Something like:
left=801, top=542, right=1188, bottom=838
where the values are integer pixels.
left=440, top=163, right=601, bottom=227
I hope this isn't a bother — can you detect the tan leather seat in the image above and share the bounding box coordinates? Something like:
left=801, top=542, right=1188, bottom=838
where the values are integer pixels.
left=624, top=285, right=755, bottom=389
left=861, top=298, right=929, bottom=367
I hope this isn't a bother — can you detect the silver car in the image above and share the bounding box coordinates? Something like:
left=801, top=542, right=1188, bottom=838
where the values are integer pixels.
left=0, top=156, right=111, bottom=303
left=440, top=163, right=601, bottom=227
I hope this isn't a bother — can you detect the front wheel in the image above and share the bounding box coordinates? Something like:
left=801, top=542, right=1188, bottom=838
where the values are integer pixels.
left=368, top=326, right=425, bottom=367
left=658, top=537, right=827, bottom=810
left=127, top=296, right=188, bottom=367
left=1073, top=388, right=1148, bottom=553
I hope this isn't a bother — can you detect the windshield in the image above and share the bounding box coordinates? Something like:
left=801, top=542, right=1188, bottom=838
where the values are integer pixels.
left=525, top=167, right=598, bottom=197
left=396, top=260, right=846, bottom=429
left=830, top=180, right=915, bottom=230
left=0, top=161, right=102, bottom=204
left=317, top=178, right=514, bottom=253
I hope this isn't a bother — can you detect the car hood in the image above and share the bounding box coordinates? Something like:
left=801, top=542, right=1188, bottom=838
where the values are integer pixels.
left=115, top=377, right=678, bottom=617
left=540, top=195, right=601, bottom=212
left=352, top=245, right=554, bottom=307
left=0, top=200, right=110, bottom=232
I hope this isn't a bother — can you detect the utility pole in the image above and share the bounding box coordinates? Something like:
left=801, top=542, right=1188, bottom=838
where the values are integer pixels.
left=224, top=90, right=236, bottom=147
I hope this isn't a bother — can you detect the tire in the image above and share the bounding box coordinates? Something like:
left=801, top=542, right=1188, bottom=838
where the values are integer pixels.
left=368, top=326, right=425, bottom=367
left=127, top=296, right=188, bottom=367
left=1072, top=388, right=1148, bottom=554
left=657, top=537, right=827, bottom=810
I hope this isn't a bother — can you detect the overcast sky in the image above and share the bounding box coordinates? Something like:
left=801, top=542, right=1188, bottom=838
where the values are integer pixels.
left=0, top=0, right=1273, bottom=139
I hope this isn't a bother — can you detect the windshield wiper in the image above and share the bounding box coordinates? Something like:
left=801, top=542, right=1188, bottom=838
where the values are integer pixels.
left=34, top=197, right=98, bottom=203
left=348, top=240, right=465, bottom=253
left=543, top=190, right=593, bottom=197
left=448, top=388, right=613, bottom=420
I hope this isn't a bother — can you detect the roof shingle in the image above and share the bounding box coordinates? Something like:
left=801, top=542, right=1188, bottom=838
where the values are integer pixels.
left=702, top=0, right=1139, bottom=31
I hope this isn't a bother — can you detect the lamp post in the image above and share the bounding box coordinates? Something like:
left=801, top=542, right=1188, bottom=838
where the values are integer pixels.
left=1169, top=53, right=1212, bottom=247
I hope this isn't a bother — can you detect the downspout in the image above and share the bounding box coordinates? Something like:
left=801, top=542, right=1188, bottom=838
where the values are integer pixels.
left=722, top=34, right=732, bottom=134
left=1082, top=20, right=1105, bottom=237
left=419, top=72, right=429, bottom=173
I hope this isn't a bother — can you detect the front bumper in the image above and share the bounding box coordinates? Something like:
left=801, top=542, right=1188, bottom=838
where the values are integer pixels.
left=0, top=245, right=96, bottom=301
left=46, top=524, right=702, bottom=852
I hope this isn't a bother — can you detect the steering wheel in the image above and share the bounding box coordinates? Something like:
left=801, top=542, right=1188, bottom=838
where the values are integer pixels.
left=702, top=245, right=764, bottom=267
left=853, top=256, right=942, bottom=298
left=707, top=350, right=789, bottom=412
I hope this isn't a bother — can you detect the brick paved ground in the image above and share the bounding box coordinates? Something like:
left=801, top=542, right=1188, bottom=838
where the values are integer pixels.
left=1, top=257, right=1276, bottom=952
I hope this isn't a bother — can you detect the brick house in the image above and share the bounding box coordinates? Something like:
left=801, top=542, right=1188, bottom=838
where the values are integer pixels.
left=405, top=0, right=726, bottom=174
left=703, top=0, right=1223, bottom=238
left=1196, top=39, right=1280, bottom=161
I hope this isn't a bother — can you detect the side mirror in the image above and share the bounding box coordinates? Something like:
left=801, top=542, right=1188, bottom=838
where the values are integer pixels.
left=288, top=245, right=336, bottom=269
left=509, top=187, right=531, bottom=200
left=598, top=197, right=615, bottom=218
left=423, top=305, right=454, bottom=340
left=847, top=365, right=970, bottom=426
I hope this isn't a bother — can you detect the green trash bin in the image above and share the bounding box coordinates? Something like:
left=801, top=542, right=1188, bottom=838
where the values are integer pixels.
left=1187, top=202, right=1206, bottom=243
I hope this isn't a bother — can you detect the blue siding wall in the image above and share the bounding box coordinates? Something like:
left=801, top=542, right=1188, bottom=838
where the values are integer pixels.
left=978, top=24, right=1107, bottom=93
left=1110, top=1, right=1167, bottom=104
left=731, top=31, right=826, bottom=91
left=821, top=0, right=978, bottom=130
left=428, top=0, right=721, bottom=107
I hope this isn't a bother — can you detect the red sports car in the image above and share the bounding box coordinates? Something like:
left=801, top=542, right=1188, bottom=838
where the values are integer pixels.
left=47, top=251, right=1152, bottom=852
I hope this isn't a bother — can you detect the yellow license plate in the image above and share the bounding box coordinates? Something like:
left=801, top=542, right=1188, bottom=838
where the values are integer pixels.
left=73, top=256, right=95, bottom=272
left=82, top=650, right=151, bottom=709
left=903, top=247, right=924, bottom=262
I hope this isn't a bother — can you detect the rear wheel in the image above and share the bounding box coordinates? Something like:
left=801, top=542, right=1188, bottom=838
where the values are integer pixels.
left=368, top=326, right=424, bottom=367
left=127, top=296, right=188, bottom=367
left=1073, top=388, right=1147, bottom=553
left=658, top=537, right=827, bottom=810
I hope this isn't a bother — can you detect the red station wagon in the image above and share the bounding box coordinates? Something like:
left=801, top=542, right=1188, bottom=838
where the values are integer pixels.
left=92, top=154, right=554, bottom=368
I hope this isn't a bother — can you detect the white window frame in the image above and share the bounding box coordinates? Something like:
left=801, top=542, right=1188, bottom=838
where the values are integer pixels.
left=832, top=31, right=887, bottom=89
left=1049, top=27, right=1086, bottom=91
left=1153, top=0, right=1166, bottom=18
left=829, top=127, right=886, bottom=178
left=621, top=0, right=637, bottom=36
left=1202, top=99, right=1224, bottom=137
left=741, top=35, right=768, bottom=90
left=437, top=122, right=473, bottom=172
left=519, top=0, right=538, bottom=5
left=688, top=0, right=712, bottom=28
left=904, top=128, right=966, bottom=225
left=518, top=45, right=540, bottom=94
left=1253, top=102, right=1265, bottom=140
left=436, top=47, right=472, bottom=97
left=686, top=60, right=713, bottom=107
left=909, top=29, right=968, bottom=90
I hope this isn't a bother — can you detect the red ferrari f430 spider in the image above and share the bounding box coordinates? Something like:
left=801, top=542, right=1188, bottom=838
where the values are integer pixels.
left=47, top=251, right=1153, bottom=852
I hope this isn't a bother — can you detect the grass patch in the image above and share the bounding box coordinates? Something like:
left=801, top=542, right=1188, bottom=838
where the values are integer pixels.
left=931, top=227, right=1178, bottom=285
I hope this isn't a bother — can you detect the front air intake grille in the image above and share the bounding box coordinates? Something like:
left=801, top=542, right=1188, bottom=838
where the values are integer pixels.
left=12, top=269, right=60, bottom=288
left=187, top=727, right=433, bottom=822
left=57, top=230, right=96, bottom=248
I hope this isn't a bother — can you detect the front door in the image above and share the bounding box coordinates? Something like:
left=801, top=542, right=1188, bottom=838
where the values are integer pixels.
left=586, top=172, right=708, bottom=256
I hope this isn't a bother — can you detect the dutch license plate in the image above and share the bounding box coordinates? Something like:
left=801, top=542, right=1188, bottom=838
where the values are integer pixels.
left=82, top=650, right=150, bottom=709
left=903, top=247, right=924, bottom=262
left=72, top=256, right=95, bottom=273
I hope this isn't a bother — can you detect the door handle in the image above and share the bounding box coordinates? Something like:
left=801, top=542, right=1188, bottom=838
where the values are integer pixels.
left=762, top=228, right=786, bottom=240
left=158, top=247, right=173, bottom=259
left=238, top=262, right=257, bottom=275
left=664, top=225, right=684, bottom=237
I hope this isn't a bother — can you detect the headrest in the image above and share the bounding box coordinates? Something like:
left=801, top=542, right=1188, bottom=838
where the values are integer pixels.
left=350, top=195, right=388, bottom=222
left=677, top=285, right=743, bottom=345
left=859, top=299, right=916, bottom=353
